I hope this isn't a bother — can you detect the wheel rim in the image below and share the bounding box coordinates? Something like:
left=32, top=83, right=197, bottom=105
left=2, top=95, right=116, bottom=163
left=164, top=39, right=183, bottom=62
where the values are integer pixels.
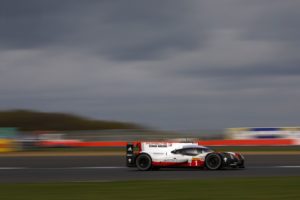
left=207, top=155, right=220, bottom=169
left=138, top=156, right=150, bottom=169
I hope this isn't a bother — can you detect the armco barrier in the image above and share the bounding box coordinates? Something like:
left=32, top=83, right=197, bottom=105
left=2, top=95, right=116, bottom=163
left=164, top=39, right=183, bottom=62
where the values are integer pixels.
left=77, top=141, right=127, bottom=147
left=37, top=139, right=297, bottom=148
left=38, top=140, right=81, bottom=147
left=38, top=140, right=127, bottom=147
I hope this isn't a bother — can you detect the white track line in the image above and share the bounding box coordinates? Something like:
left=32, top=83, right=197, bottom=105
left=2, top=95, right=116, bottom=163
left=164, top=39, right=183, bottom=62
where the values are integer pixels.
left=0, top=166, right=126, bottom=170
left=74, top=166, right=126, bottom=169
left=0, top=166, right=299, bottom=170
left=240, top=166, right=300, bottom=169
left=0, top=167, right=26, bottom=170
left=273, top=166, right=300, bottom=168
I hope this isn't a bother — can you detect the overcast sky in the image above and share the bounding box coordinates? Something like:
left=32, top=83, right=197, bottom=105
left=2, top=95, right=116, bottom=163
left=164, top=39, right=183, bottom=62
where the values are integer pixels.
left=1, top=0, right=300, bottom=130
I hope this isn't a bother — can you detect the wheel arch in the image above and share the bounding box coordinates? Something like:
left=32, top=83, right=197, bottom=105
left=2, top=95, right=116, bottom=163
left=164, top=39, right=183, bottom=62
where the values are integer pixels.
left=138, top=152, right=152, bottom=159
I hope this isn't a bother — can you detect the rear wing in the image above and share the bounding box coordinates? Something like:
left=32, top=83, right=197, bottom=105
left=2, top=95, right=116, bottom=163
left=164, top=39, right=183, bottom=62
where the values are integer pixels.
left=126, top=143, right=136, bottom=167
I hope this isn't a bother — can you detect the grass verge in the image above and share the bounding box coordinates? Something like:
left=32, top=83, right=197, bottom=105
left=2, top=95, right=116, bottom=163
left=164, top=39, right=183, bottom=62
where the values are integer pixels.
left=0, top=177, right=300, bottom=200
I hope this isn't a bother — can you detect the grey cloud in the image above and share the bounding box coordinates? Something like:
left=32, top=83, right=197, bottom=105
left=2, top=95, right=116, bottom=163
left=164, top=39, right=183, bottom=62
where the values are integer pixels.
left=1, top=0, right=207, bottom=61
left=178, top=63, right=300, bottom=79
left=0, top=0, right=71, bottom=49
left=241, top=1, right=300, bottom=42
left=1, top=1, right=300, bottom=129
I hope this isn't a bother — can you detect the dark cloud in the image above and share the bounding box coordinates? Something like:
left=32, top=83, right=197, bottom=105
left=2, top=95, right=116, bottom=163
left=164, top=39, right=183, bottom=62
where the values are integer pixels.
left=1, top=0, right=300, bottom=129
left=178, top=63, right=300, bottom=79
left=0, top=0, right=207, bottom=60
left=241, top=1, right=300, bottom=42
left=0, top=0, right=70, bottom=49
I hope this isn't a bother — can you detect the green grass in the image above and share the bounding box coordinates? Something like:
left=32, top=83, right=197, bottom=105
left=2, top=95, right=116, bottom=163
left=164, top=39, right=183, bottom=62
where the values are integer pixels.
left=1, top=177, right=300, bottom=200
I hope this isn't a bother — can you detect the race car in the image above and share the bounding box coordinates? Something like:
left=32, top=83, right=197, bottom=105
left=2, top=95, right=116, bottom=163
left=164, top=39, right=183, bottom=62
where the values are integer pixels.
left=126, top=141, right=245, bottom=171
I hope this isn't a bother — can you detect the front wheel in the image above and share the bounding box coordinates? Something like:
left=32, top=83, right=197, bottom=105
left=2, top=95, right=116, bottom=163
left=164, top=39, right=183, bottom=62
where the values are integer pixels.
left=239, top=160, right=245, bottom=168
left=136, top=154, right=152, bottom=171
left=205, top=153, right=222, bottom=170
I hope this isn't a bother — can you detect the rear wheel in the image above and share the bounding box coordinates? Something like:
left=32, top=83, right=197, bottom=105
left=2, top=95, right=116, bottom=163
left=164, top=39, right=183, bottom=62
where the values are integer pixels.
left=136, top=154, right=152, bottom=171
left=205, top=153, right=222, bottom=170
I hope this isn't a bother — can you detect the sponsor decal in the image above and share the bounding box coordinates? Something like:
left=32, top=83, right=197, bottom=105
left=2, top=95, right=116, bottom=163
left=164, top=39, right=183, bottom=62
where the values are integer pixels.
left=146, top=142, right=172, bottom=148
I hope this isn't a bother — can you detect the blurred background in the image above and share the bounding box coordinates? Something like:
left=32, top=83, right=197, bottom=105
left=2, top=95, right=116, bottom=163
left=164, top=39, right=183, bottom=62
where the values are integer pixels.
left=1, top=0, right=300, bottom=199
left=1, top=0, right=300, bottom=152
left=0, top=109, right=299, bottom=152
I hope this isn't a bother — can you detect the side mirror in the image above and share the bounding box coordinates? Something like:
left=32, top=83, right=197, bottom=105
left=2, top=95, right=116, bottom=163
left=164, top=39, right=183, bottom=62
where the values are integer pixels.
left=171, top=150, right=177, bottom=154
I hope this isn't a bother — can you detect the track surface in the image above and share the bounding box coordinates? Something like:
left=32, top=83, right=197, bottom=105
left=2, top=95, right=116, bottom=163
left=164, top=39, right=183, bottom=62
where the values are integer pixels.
left=0, top=155, right=300, bottom=183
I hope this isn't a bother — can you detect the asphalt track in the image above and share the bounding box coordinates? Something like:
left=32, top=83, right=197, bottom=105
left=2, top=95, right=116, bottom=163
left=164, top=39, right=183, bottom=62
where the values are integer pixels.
left=0, top=155, right=300, bottom=183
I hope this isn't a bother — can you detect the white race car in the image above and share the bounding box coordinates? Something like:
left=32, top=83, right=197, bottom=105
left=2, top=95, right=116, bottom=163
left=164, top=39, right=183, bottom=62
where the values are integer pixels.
left=126, top=141, right=245, bottom=171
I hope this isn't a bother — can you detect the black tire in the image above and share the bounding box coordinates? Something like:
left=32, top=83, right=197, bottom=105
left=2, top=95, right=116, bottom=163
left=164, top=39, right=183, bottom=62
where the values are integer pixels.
left=205, top=153, right=222, bottom=170
left=239, top=160, right=245, bottom=168
left=136, top=154, right=152, bottom=171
